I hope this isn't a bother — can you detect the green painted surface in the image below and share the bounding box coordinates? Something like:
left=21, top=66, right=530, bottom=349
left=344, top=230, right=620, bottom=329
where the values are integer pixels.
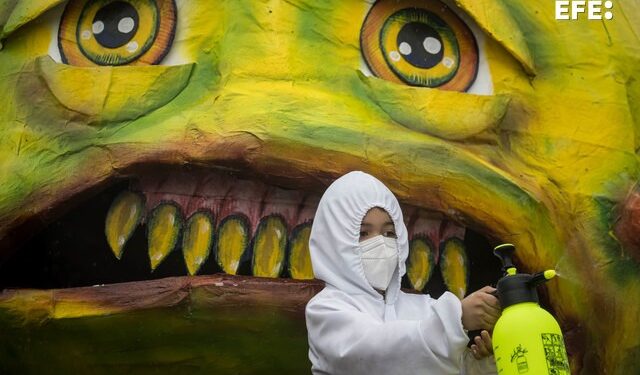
left=0, top=297, right=310, bottom=374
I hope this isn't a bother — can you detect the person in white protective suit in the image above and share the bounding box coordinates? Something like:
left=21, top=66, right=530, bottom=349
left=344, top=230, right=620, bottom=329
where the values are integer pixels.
left=305, top=171, right=499, bottom=375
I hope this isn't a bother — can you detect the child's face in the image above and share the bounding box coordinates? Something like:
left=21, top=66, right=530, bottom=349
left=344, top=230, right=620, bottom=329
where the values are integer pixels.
left=359, top=207, right=397, bottom=242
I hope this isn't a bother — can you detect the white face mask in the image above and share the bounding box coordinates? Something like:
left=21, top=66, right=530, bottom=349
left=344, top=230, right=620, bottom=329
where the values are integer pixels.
left=359, top=235, right=398, bottom=291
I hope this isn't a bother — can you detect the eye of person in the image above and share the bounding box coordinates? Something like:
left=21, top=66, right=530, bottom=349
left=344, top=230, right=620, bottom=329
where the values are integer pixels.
left=384, top=231, right=397, bottom=238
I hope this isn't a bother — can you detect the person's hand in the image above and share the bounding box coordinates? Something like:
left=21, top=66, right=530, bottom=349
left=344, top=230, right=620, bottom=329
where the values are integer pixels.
left=470, top=330, right=493, bottom=359
left=461, top=286, right=501, bottom=331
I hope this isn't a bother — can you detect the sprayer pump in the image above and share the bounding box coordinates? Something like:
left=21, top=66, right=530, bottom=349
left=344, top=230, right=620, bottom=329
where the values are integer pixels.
left=493, top=243, right=556, bottom=308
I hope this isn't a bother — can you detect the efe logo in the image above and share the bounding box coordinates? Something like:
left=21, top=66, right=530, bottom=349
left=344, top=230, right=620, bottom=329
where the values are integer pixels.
left=555, top=0, right=613, bottom=20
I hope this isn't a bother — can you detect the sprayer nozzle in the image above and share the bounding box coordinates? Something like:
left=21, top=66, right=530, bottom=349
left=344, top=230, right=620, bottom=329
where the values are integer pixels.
left=529, top=270, right=557, bottom=287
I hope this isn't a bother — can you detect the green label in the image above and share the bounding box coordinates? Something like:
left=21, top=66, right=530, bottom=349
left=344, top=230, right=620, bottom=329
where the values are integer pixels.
left=541, top=333, right=570, bottom=374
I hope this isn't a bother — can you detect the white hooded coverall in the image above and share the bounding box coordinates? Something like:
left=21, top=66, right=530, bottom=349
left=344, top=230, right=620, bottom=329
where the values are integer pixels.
left=305, top=171, right=497, bottom=375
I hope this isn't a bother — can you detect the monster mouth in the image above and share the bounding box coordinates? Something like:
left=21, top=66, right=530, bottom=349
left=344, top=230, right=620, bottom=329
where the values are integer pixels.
left=0, top=163, right=502, bottom=294
left=0, top=163, right=529, bottom=371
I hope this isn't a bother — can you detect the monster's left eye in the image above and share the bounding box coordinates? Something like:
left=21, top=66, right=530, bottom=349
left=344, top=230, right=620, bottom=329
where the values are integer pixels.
left=58, top=0, right=177, bottom=66
left=361, top=0, right=478, bottom=91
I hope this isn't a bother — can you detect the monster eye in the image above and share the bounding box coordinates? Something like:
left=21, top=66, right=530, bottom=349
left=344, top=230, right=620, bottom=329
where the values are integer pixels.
left=361, top=0, right=478, bottom=91
left=58, top=0, right=177, bottom=66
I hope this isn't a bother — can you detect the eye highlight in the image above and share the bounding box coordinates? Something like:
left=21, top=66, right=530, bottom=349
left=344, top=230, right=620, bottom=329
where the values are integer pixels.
left=361, top=0, right=478, bottom=91
left=58, top=0, right=177, bottom=66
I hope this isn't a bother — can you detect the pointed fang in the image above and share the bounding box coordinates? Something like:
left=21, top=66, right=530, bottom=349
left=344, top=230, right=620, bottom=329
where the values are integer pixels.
left=105, top=191, right=144, bottom=260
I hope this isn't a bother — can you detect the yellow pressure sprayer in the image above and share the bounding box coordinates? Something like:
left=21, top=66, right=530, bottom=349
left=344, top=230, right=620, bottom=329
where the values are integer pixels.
left=491, top=244, right=571, bottom=374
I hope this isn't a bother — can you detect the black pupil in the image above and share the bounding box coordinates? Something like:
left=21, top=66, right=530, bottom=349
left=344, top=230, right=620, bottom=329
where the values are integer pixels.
left=92, top=1, right=139, bottom=49
left=396, top=22, right=443, bottom=69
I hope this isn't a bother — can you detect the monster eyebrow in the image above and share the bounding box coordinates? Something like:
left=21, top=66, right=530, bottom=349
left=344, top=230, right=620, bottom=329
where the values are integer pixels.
left=0, top=0, right=65, bottom=40
left=453, top=0, right=536, bottom=75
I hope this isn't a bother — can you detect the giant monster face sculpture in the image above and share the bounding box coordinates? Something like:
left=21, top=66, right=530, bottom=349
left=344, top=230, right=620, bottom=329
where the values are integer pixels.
left=0, top=0, right=639, bottom=374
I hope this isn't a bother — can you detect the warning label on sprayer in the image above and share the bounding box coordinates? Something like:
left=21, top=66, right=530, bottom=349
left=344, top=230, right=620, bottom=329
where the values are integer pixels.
left=541, top=333, right=570, bottom=374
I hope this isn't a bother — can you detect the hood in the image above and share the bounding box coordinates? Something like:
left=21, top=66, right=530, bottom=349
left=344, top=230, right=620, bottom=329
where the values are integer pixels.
left=309, top=171, right=409, bottom=305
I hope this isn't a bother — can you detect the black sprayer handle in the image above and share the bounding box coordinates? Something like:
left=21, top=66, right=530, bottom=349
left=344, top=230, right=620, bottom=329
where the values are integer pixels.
left=466, top=289, right=500, bottom=347
left=493, top=243, right=516, bottom=275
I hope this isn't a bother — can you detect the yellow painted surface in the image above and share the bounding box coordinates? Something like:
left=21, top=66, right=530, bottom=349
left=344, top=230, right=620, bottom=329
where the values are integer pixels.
left=406, top=238, right=435, bottom=291
left=182, top=212, right=214, bottom=276
left=0, top=0, right=64, bottom=38
left=455, top=0, right=535, bottom=74
left=105, top=191, right=144, bottom=260
left=216, top=217, right=249, bottom=275
left=36, top=56, right=193, bottom=123
left=252, top=216, right=287, bottom=278
left=440, top=238, right=468, bottom=299
left=289, top=225, right=313, bottom=280
left=147, top=204, right=182, bottom=271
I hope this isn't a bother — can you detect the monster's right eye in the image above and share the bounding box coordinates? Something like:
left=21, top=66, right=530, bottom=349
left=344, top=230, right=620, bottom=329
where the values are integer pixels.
left=58, top=0, right=177, bottom=66
left=360, top=0, right=479, bottom=92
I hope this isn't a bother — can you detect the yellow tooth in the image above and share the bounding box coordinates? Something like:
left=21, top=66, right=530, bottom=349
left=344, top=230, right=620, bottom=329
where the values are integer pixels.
left=252, top=215, right=287, bottom=278
left=406, top=237, right=436, bottom=292
left=104, top=191, right=144, bottom=260
left=147, top=203, right=183, bottom=271
left=288, top=223, right=313, bottom=280
left=216, top=216, right=249, bottom=275
left=439, top=238, right=469, bottom=299
left=182, top=211, right=214, bottom=276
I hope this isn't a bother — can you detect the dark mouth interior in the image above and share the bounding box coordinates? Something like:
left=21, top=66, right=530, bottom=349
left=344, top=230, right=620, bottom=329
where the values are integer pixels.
left=0, top=165, right=503, bottom=297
